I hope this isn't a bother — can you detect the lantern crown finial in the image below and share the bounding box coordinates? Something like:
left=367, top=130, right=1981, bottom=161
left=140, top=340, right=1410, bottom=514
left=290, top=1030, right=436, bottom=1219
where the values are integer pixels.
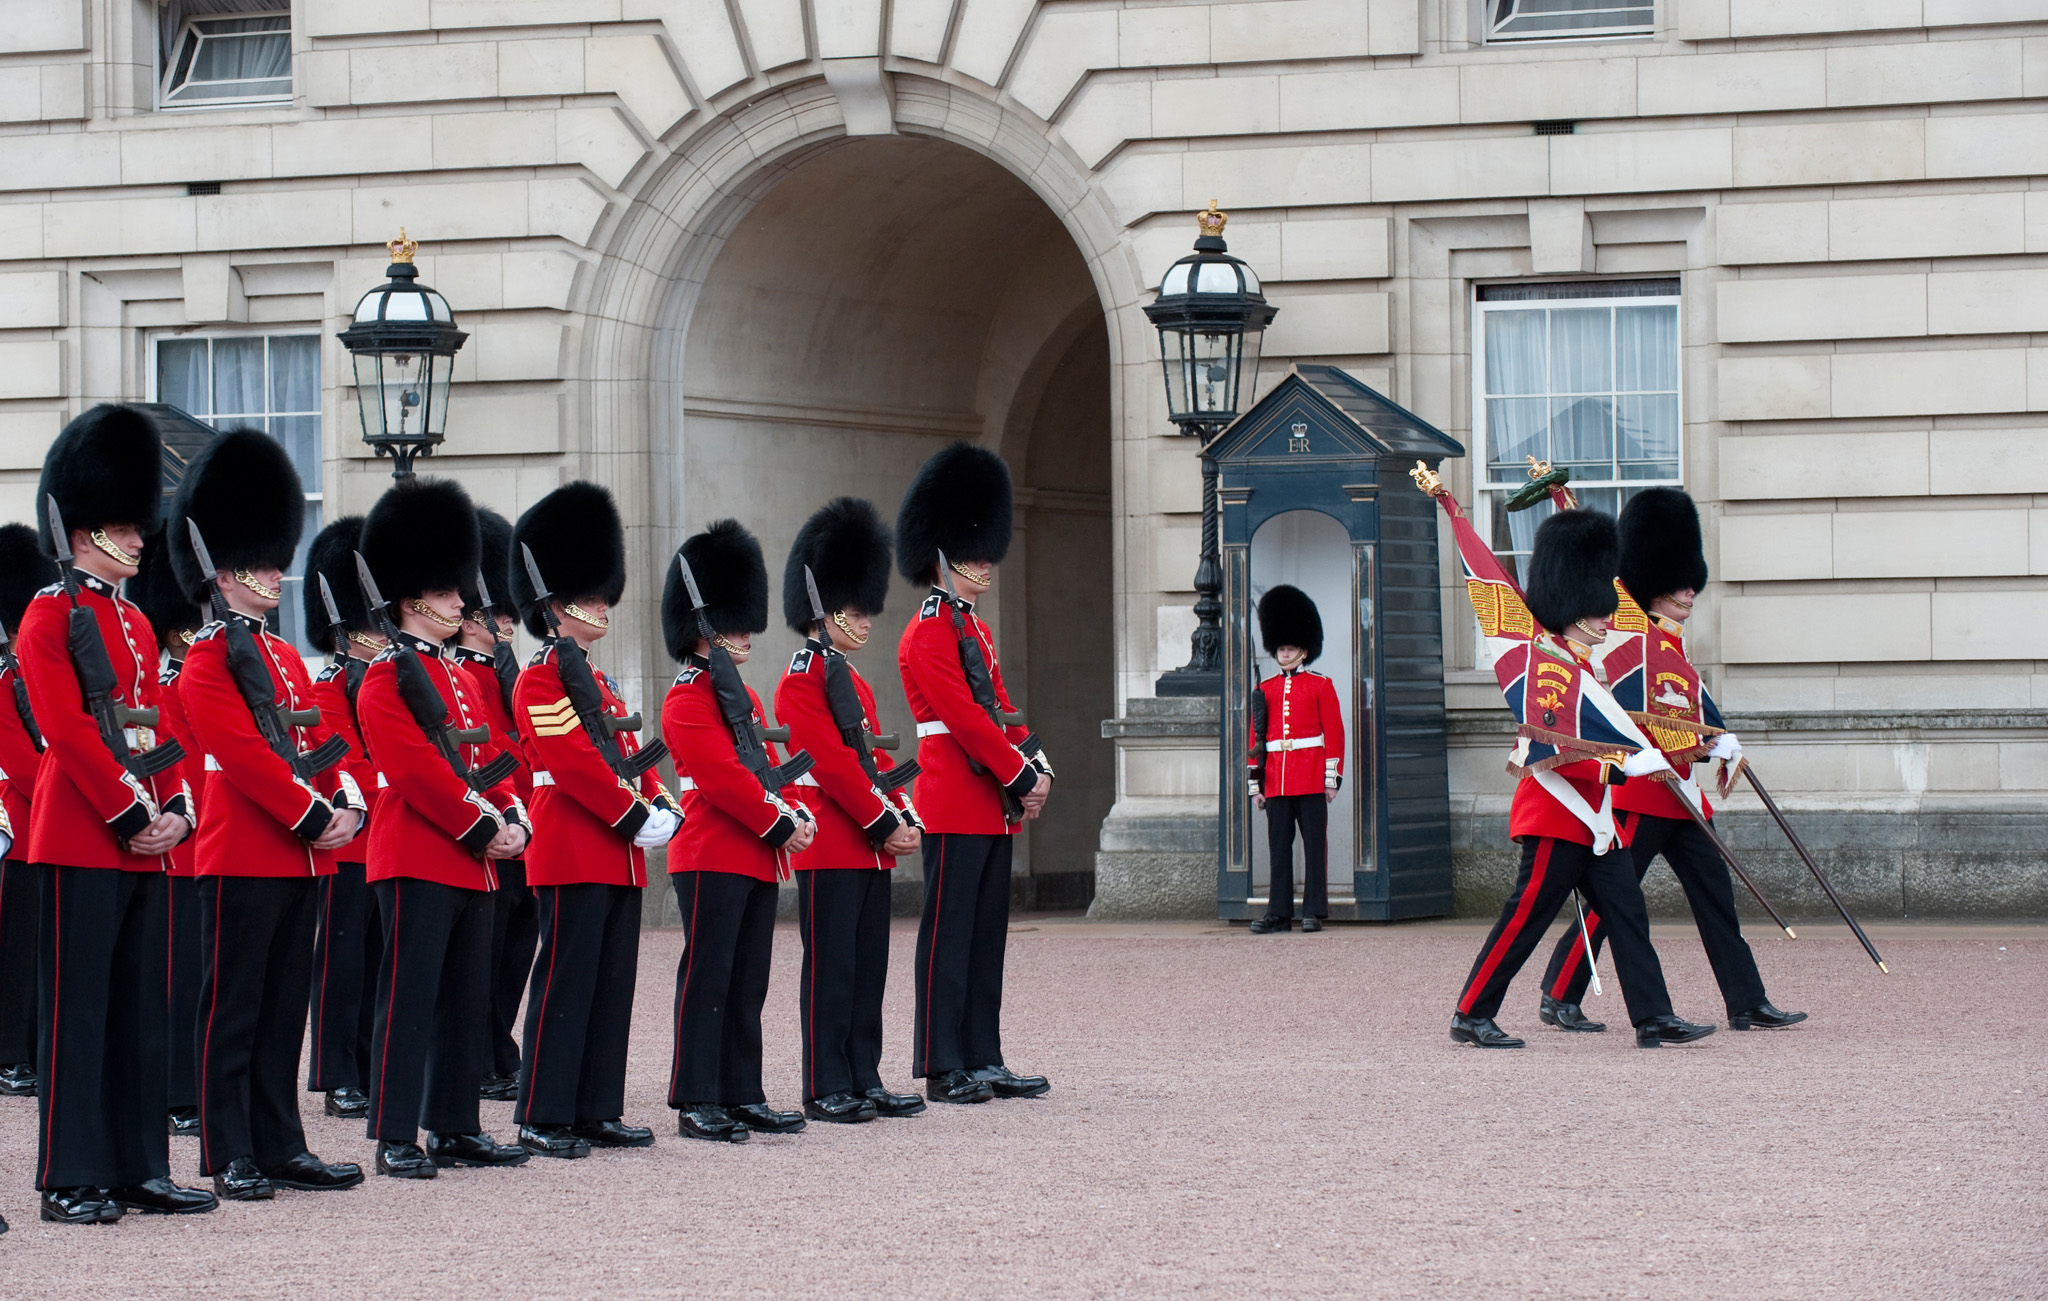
left=1197, top=201, right=1227, bottom=238
left=386, top=228, right=418, bottom=265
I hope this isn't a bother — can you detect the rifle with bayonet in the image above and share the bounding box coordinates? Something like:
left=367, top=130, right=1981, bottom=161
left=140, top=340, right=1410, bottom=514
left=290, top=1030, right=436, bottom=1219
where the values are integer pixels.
left=472, top=568, right=522, bottom=723
left=43, top=496, right=183, bottom=780
left=316, top=574, right=370, bottom=708
left=0, top=620, right=43, bottom=755
left=353, top=551, right=517, bottom=796
left=934, top=549, right=1043, bottom=823
left=674, top=552, right=814, bottom=794
left=188, top=520, right=348, bottom=784
left=803, top=564, right=917, bottom=798
left=521, top=544, right=668, bottom=784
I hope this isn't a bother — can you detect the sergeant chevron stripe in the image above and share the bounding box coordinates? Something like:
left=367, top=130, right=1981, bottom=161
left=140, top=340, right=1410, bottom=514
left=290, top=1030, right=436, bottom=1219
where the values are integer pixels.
left=527, top=696, right=579, bottom=737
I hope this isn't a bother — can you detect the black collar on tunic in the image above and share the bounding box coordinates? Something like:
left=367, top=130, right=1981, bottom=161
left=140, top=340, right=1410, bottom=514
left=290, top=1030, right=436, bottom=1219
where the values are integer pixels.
left=393, top=629, right=446, bottom=658
left=74, top=568, right=116, bottom=597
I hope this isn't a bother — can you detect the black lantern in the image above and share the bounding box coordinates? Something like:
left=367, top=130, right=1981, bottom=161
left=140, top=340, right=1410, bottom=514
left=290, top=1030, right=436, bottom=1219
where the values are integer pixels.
left=1146, top=203, right=1277, bottom=695
left=337, top=230, right=468, bottom=479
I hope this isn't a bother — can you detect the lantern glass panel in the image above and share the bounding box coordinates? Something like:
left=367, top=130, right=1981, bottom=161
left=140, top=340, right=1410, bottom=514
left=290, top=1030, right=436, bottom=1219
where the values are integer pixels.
left=424, top=351, right=454, bottom=436
left=1160, top=325, right=1251, bottom=425
left=352, top=349, right=434, bottom=443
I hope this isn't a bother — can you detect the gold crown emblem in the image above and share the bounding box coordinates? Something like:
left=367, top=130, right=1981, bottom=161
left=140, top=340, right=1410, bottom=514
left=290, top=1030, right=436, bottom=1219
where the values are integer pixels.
left=1197, top=201, right=1228, bottom=238
left=386, top=228, right=418, bottom=265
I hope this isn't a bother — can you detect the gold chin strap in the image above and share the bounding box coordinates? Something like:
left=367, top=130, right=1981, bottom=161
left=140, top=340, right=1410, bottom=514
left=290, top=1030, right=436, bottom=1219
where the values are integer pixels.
left=711, top=632, right=744, bottom=655
left=949, top=560, right=992, bottom=587
left=564, top=602, right=609, bottom=630
left=1574, top=619, right=1604, bottom=640
left=88, top=529, right=138, bottom=567
left=831, top=610, right=868, bottom=646
left=176, top=628, right=196, bottom=648
left=348, top=630, right=387, bottom=651
left=233, top=570, right=281, bottom=601
left=407, top=598, right=463, bottom=629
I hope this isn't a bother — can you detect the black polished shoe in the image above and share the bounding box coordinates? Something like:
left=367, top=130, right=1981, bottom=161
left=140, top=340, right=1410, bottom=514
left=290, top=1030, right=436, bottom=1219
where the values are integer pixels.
left=571, top=1119, right=657, bottom=1148
left=926, top=1070, right=995, bottom=1104
left=39, top=1187, right=122, bottom=1224
left=729, top=1102, right=806, bottom=1134
left=107, top=1176, right=218, bottom=1215
left=1300, top=916, right=1324, bottom=933
left=210, top=1156, right=274, bottom=1202
left=168, top=1106, right=201, bottom=1136
left=374, top=1141, right=437, bottom=1179
left=803, top=1091, right=878, bottom=1124
left=1539, top=994, right=1607, bottom=1033
left=0, top=1209, right=7, bottom=1233
left=1636, top=1014, right=1717, bottom=1048
left=518, top=1125, right=592, bottom=1159
left=0, top=1061, right=36, bottom=1096
left=478, top=1073, right=520, bottom=1102
left=676, top=1103, right=748, bottom=1143
left=1247, top=915, right=1292, bottom=935
left=1729, top=1001, right=1809, bottom=1031
left=1450, top=1014, right=1525, bottom=1048
left=425, top=1130, right=530, bottom=1168
left=970, top=1065, right=1051, bottom=1099
left=864, top=1086, right=926, bottom=1118
left=324, top=1085, right=369, bottom=1119
left=264, top=1150, right=364, bottom=1191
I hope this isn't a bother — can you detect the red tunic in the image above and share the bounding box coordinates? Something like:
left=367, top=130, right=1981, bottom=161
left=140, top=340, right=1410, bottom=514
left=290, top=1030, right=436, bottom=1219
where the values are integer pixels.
left=182, top=614, right=361, bottom=879
left=896, top=591, right=1037, bottom=837
left=1603, top=604, right=1714, bottom=822
left=310, top=661, right=380, bottom=826
left=156, top=658, right=205, bottom=878
left=17, top=574, right=190, bottom=872
left=0, top=660, right=43, bottom=852
left=1506, top=639, right=1630, bottom=849
left=454, top=646, right=534, bottom=805
left=515, top=647, right=672, bottom=888
left=355, top=631, right=524, bottom=892
left=1249, top=668, right=1345, bottom=798
left=663, top=661, right=801, bottom=884
left=773, top=645, right=918, bottom=871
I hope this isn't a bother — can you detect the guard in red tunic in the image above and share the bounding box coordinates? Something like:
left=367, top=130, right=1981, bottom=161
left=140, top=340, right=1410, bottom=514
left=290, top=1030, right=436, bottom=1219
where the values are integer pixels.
left=302, top=516, right=387, bottom=1121
left=21, top=405, right=213, bottom=1224
left=169, top=429, right=366, bottom=1200
left=774, top=498, right=926, bottom=1124
left=0, top=523, right=55, bottom=1100
left=662, top=519, right=816, bottom=1142
left=354, top=478, right=531, bottom=1179
left=1246, top=585, right=1344, bottom=935
left=453, top=507, right=536, bottom=1103
left=894, top=443, right=1052, bottom=1104
left=507, top=482, right=676, bottom=1158
left=1537, top=488, right=1806, bottom=1035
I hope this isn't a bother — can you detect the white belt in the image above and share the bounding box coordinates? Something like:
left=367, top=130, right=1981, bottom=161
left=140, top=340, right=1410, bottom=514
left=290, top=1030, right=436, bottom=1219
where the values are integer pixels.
left=675, top=777, right=696, bottom=792
left=530, top=771, right=554, bottom=786
left=1267, top=735, right=1323, bottom=752
left=204, top=754, right=221, bottom=772
left=790, top=772, right=820, bottom=787
left=915, top=721, right=948, bottom=737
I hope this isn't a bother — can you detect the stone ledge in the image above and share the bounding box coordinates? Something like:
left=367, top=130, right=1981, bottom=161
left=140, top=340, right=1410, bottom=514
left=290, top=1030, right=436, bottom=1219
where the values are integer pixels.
left=1102, top=695, right=1220, bottom=739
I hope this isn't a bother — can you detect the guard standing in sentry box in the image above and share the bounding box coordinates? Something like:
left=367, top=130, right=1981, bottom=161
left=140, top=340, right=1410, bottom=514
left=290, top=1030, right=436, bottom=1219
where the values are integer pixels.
left=1246, top=585, right=1344, bottom=935
left=894, top=443, right=1053, bottom=1105
left=508, top=482, right=677, bottom=1159
left=774, top=498, right=927, bottom=1125
left=0, top=523, right=53, bottom=1102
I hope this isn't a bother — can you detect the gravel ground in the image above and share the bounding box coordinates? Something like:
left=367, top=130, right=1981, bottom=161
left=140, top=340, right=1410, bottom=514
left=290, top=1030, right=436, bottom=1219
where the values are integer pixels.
left=0, top=916, right=2039, bottom=1299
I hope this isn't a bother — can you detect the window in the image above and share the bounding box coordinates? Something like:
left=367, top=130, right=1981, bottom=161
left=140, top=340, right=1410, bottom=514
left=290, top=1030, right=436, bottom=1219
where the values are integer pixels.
left=1472, top=279, right=1681, bottom=584
left=154, top=334, right=322, bottom=652
left=159, top=3, right=291, bottom=109
left=1486, top=0, right=1654, bottom=42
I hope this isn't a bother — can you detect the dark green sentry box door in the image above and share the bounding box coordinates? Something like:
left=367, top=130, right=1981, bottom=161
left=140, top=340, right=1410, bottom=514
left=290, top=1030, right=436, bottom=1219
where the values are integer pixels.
left=1208, top=365, right=1464, bottom=922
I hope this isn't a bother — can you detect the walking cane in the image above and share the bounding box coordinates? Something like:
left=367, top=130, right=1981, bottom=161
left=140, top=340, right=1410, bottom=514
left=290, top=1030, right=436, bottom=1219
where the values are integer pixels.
left=1649, top=771, right=1798, bottom=940
left=1741, top=766, right=1890, bottom=974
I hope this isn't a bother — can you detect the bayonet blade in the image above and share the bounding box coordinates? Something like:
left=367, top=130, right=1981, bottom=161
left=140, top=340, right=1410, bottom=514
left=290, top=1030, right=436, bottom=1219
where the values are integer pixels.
left=519, top=542, right=552, bottom=606
left=676, top=552, right=707, bottom=613
left=352, top=551, right=388, bottom=616
left=803, top=564, right=828, bottom=630
left=45, top=495, right=72, bottom=565
left=317, top=573, right=343, bottom=630
left=475, top=566, right=497, bottom=614
left=185, top=517, right=219, bottom=585
left=934, top=548, right=959, bottom=602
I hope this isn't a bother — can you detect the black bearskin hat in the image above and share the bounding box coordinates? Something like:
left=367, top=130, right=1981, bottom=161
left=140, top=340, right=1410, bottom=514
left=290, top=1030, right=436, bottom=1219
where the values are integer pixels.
left=1526, top=509, right=1621, bottom=635
left=783, top=497, right=892, bottom=633
left=130, top=533, right=203, bottom=645
left=663, top=519, right=766, bottom=659
left=359, top=477, right=480, bottom=602
left=1257, top=584, right=1324, bottom=664
left=37, top=404, right=163, bottom=554
left=510, top=483, right=626, bottom=640
left=0, top=523, right=57, bottom=634
left=302, top=516, right=374, bottom=650
left=1617, top=487, right=1708, bottom=606
left=167, top=427, right=306, bottom=603
left=894, top=442, right=1013, bottom=582
left=459, top=508, right=515, bottom=621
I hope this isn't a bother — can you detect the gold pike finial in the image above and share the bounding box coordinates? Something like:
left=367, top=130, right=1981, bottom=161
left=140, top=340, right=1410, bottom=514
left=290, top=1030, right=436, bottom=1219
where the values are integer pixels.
left=386, top=228, right=418, bottom=265
left=1410, top=460, right=1446, bottom=497
left=1526, top=455, right=1552, bottom=479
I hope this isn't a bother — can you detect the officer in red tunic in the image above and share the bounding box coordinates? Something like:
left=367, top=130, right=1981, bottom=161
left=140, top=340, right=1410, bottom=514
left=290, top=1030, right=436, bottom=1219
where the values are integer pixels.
left=894, top=443, right=1052, bottom=1104
left=662, top=519, right=815, bottom=1142
left=507, top=482, right=676, bottom=1157
left=354, top=477, right=531, bottom=1179
left=1247, top=585, right=1344, bottom=935
left=1537, top=488, right=1806, bottom=1035
left=774, top=498, right=926, bottom=1124
left=169, top=428, right=367, bottom=1200
left=302, top=516, right=387, bottom=1121
left=20, top=404, right=213, bottom=1224
left=453, top=507, right=536, bottom=1103
left=0, top=523, right=55, bottom=1100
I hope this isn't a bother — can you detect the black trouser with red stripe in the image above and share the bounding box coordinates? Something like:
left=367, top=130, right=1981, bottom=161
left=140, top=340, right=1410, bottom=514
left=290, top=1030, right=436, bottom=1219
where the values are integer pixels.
left=797, top=868, right=891, bottom=1101
left=487, top=860, right=538, bottom=1080
left=913, top=832, right=1011, bottom=1078
left=1456, top=836, right=1673, bottom=1029
left=166, top=876, right=202, bottom=1112
left=0, top=858, right=39, bottom=1068
left=195, top=876, right=317, bottom=1175
left=1541, top=813, right=1767, bottom=1017
left=1264, top=794, right=1329, bottom=920
left=306, top=860, right=380, bottom=1092
left=517, top=882, right=639, bottom=1128
left=667, top=871, right=775, bottom=1108
left=35, top=864, right=170, bottom=1191
left=366, top=877, right=493, bottom=1143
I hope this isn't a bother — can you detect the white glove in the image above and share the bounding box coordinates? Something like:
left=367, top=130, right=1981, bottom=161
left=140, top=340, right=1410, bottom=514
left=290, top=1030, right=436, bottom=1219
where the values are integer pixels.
left=1621, top=747, right=1673, bottom=778
left=1707, top=732, right=1742, bottom=762
left=633, top=807, right=681, bottom=847
left=0, top=830, right=13, bottom=862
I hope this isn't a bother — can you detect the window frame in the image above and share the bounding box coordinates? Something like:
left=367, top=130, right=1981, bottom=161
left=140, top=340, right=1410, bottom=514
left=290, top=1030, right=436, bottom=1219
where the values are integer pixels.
left=157, top=8, right=294, bottom=112
left=1482, top=0, right=1655, bottom=44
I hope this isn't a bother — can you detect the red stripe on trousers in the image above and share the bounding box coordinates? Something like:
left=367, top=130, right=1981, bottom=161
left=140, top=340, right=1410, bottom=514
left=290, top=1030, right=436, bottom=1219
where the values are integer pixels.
left=1458, top=838, right=1555, bottom=1015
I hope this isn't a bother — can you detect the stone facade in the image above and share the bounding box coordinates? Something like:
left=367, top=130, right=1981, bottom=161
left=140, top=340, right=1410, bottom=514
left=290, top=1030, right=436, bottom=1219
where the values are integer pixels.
left=3, top=1, right=2044, bottom=916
